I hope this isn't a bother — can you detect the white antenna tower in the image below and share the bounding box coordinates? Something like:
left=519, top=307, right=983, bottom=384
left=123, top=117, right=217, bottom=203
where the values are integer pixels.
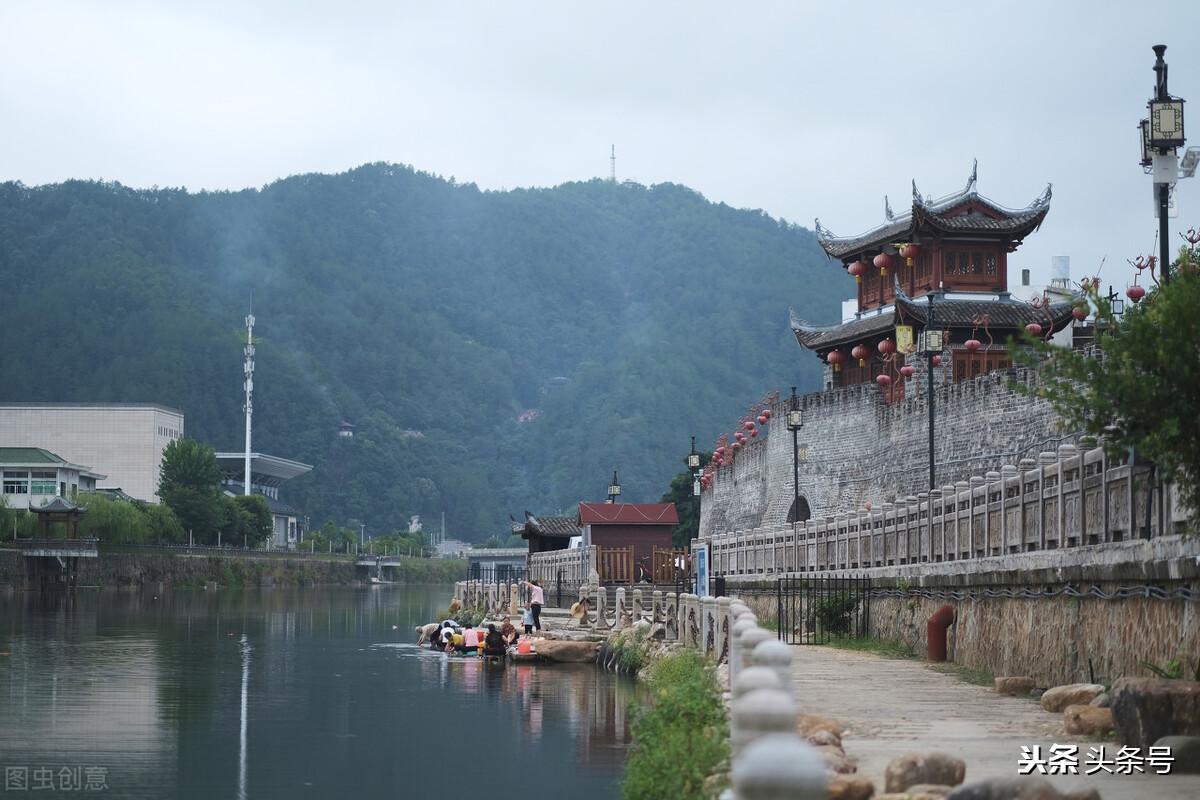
left=242, top=311, right=255, bottom=496
left=610, top=145, right=616, bottom=183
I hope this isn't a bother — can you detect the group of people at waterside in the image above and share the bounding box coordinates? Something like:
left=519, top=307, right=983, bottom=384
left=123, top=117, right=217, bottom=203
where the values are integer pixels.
left=415, top=579, right=545, bottom=659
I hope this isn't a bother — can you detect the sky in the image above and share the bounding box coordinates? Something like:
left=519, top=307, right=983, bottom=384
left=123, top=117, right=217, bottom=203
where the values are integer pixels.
left=3, top=0, right=1199, bottom=294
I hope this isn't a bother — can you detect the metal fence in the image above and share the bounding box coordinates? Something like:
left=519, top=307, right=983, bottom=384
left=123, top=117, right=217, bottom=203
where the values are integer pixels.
left=776, top=575, right=871, bottom=645
left=468, top=563, right=527, bottom=585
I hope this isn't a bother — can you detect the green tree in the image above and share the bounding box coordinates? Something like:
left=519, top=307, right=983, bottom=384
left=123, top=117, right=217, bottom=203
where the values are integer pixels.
left=660, top=453, right=710, bottom=547
left=159, top=438, right=224, bottom=542
left=1015, top=249, right=1200, bottom=531
left=233, top=494, right=273, bottom=547
left=76, top=492, right=149, bottom=543
left=141, top=501, right=186, bottom=543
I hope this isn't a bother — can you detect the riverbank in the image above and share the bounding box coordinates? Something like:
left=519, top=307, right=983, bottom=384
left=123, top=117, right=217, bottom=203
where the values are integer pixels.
left=0, top=546, right=466, bottom=589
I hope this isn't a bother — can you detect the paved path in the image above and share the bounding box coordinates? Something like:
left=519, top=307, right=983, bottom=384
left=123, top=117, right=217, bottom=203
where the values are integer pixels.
left=789, top=645, right=1199, bottom=799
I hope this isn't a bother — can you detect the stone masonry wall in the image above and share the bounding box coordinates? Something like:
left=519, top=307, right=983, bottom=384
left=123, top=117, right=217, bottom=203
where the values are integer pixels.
left=700, top=363, right=1067, bottom=537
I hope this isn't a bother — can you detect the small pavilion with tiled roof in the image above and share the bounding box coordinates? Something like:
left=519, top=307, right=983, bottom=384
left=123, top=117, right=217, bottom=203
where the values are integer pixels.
left=512, top=511, right=580, bottom=554
left=793, top=164, right=1075, bottom=396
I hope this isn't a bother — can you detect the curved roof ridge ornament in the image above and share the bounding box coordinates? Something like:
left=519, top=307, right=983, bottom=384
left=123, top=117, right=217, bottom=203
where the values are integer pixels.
left=788, top=307, right=840, bottom=334
left=1031, top=183, right=1053, bottom=210
left=912, top=179, right=922, bottom=206
left=814, top=218, right=835, bottom=241
left=884, top=195, right=894, bottom=221
left=964, top=158, right=978, bottom=194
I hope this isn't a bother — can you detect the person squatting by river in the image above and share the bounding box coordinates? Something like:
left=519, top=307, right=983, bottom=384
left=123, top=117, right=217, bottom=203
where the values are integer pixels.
left=520, top=579, right=544, bottom=631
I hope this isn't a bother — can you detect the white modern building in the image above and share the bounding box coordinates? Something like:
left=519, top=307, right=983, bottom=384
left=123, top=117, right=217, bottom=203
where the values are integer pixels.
left=0, top=447, right=105, bottom=510
left=214, top=452, right=312, bottom=550
left=0, top=404, right=183, bottom=503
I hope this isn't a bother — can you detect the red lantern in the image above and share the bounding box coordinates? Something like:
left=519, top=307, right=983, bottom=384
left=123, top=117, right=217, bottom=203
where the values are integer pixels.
left=847, top=260, right=867, bottom=284
left=851, top=343, right=870, bottom=367
left=900, top=365, right=915, bottom=379
left=932, top=354, right=942, bottom=366
left=899, top=243, right=922, bottom=267
left=743, top=420, right=755, bottom=431
left=827, top=350, right=845, bottom=372
left=756, top=414, right=767, bottom=425
left=876, top=374, right=892, bottom=386
left=731, top=441, right=741, bottom=450
left=873, top=252, right=893, bottom=276
left=761, top=409, right=771, bottom=420
left=1025, top=322, right=1043, bottom=337
left=1127, top=284, right=1146, bottom=303
left=877, top=338, right=896, bottom=356
left=749, top=427, right=758, bottom=438
left=1072, top=306, right=1088, bottom=321
left=965, top=339, right=982, bottom=352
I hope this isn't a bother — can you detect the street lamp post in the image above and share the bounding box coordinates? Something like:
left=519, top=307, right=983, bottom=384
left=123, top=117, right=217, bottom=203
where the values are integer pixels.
left=607, top=471, right=621, bottom=504
left=786, top=387, right=803, bottom=521
left=923, top=295, right=944, bottom=491
left=687, top=436, right=702, bottom=497
left=1141, top=45, right=1193, bottom=286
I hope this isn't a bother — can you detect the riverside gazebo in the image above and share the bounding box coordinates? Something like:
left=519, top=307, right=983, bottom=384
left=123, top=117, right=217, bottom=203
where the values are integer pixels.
left=29, top=495, right=87, bottom=538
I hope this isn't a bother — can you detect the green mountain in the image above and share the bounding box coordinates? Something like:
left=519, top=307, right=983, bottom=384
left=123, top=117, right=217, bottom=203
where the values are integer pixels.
left=0, top=164, right=849, bottom=539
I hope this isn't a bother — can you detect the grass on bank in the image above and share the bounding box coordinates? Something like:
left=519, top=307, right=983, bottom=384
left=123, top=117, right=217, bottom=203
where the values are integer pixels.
left=824, top=635, right=995, bottom=686
left=622, top=649, right=729, bottom=800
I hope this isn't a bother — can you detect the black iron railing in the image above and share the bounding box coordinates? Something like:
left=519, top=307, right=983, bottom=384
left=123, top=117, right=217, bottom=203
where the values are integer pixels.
left=777, top=574, right=871, bottom=645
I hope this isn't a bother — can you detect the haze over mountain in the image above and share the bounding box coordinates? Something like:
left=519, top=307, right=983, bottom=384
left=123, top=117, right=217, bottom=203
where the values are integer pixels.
left=0, top=163, right=849, bottom=539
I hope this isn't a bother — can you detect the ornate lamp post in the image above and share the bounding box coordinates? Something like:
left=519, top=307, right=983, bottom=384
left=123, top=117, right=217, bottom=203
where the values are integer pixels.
left=1141, top=45, right=1193, bottom=286
left=922, top=298, right=944, bottom=491
left=687, top=436, right=702, bottom=497
left=786, top=387, right=803, bottom=521
left=607, top=470, right=622, bottom=504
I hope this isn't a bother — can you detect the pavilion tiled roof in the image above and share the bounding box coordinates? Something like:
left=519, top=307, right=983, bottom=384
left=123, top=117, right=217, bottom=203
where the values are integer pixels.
left=814, top=164, right=1051, bottom=260
left=790, top=290, right=1076, bottom=352
left=578, top=502, right=679, bottom=526
left=513, top=512, right=578, bottom=539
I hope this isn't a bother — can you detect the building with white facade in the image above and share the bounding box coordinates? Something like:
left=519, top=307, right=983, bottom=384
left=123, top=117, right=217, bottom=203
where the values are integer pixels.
left=0, top=447, right=105, bottom=510
left=0, top=404, right=183, bottom=503
left=214, top=452, right=312, bottom=550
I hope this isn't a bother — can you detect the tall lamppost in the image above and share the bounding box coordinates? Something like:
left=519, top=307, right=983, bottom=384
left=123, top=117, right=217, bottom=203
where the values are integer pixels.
left=607, top=470, right=622, bottom=504
left=1141, top=45, right=1189, bottom=285
left=786, top=387, right=803, bottom=521
left=687, top=436, right=702, bottom=497
left=922, top=296, right=944, bottom=491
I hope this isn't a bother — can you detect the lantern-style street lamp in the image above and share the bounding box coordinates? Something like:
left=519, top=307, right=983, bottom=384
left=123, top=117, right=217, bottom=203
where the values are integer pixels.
left=607, top=470, right=621, bottom=504
left=922, top=292, right=944, bottom=491
left=786, top=387, right=803, bottom=523
left=1140, top=45, right=1195, bottom=286
left=687, top=436, right=702, bottom=497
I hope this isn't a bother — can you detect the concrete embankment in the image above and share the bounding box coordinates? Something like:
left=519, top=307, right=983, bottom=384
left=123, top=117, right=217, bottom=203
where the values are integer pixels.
left=0, top=547, right=466, bottom=590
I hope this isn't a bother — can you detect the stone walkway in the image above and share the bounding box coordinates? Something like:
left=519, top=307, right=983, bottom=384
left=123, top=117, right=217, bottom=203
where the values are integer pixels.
left=789, top=645, right=1199, bottom=799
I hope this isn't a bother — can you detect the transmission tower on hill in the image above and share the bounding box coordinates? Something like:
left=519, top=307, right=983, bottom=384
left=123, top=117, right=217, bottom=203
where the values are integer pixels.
left=610, top=145, right=616, bottom=183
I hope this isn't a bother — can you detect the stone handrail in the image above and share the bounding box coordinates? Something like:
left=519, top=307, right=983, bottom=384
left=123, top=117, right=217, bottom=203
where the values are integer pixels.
left=529, top=545, right=597, bottom=588
left=702, top=443, right=1190, bottom=578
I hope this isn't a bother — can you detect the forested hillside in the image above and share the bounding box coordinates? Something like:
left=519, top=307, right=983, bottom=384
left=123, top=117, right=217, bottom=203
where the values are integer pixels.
left=0, top=164, right=849, bottom=539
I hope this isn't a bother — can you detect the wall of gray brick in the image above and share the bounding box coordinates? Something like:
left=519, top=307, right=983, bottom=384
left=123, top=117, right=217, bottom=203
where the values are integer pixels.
left=700, top=361, right=1069, bottom=538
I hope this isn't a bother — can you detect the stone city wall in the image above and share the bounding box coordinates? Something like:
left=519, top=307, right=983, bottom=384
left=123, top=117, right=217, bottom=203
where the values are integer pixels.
left=699, top=363, right=1068, bottom=538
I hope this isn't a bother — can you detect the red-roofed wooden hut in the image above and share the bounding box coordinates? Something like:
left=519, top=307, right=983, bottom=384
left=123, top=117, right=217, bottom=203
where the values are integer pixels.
left=579, top=502, right=678, bottom=583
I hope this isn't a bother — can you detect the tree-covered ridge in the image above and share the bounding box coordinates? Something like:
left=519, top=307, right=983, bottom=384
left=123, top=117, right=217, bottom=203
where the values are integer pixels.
left=0, top=164, right=849, bottom=539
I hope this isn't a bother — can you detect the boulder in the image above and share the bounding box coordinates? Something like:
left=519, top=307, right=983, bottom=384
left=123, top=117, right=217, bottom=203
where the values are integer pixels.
left=946, top=778, right=1058, bottom=800
left=797, top=712, right=846, bottom=740
left=1110, top=678, right=1200, bottom=747
left=1039, top=683, right=1106, bottom=713
left=531, top=639, right=599, bottom=663
left=807, top=728, right=842, bottom=747
left=815, top=744, right=857, bottom=774
left=1088, top=692, right=1110, bottom=708
left=994, top=677, right=1037, bottom=697
left=884, top=753, right=966, bottom=793
left=827, top=775, right=875, bottom=800
left=907, top=785, right=954, bottom=797
left=1063, top=704, right=1114, bottom=736
left=1154, top=734, right=1200, bottom=774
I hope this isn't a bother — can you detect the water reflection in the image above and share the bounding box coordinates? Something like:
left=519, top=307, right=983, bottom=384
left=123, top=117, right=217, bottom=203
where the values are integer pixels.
left=0, top=587, right=639, bottom=799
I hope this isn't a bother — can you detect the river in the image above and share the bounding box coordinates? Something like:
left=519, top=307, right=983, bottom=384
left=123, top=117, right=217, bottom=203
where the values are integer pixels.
left=0, top=585, right=639, bottom=799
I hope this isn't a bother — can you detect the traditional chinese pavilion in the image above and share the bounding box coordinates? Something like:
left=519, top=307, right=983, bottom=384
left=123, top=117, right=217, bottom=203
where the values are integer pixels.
left=791, top=164, right=1074, bottom=395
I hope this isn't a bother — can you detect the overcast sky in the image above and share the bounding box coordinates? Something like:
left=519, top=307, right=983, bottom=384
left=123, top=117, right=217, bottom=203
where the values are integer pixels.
left=3, top=0, right=1199, bottom=294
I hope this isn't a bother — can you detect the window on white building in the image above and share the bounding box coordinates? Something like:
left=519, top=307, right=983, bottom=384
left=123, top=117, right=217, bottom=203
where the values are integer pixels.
left=3, top=471, right=29, bottom=494
left=31, top=471, right=57, bottom=495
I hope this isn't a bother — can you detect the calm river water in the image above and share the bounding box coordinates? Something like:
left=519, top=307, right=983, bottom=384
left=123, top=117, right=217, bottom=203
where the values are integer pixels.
left=0, top=585, right=639, bottom=799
